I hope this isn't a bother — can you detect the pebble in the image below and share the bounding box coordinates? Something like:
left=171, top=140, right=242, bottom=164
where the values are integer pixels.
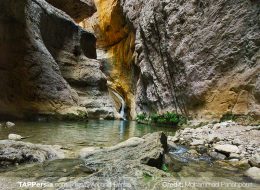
left=6, top=121, right=15, bottom=127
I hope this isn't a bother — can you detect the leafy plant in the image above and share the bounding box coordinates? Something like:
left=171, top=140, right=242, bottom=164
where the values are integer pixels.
left=162, top=163, right=169, bottom=172
left=136, top=112, right=187, bottom=126
left=136, top=113, right=147, bottom=122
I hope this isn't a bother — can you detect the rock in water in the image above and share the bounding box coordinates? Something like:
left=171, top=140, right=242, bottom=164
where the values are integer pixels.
left=209, top=151, right=227, bottom=160
left=245, top=167, right=260, bottom=182
left=0, top=140, right=64, bottom=167
left=8, top=134, right=22, bottom=141
left=5, top=122, right=15, bottom=127
left=60, top=132, right=169, bottom=189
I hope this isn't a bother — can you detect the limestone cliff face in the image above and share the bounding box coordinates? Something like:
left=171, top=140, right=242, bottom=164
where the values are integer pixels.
left=1, top=0, right=259, bottom=121
left=83, top=0, right=260, bottom=120
left=0, top=0, right=115, bottom=119
left=79, top=0, right=137, bottom=119
left=119, top=0, right=260, bottom=120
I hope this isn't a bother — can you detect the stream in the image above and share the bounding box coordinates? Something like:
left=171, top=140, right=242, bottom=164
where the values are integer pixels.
left=0, top=121, right=258, bottom=189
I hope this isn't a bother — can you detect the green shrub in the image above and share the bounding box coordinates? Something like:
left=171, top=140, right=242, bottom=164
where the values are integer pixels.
left=136, top=112, right=187, bottom=126
left=136, top=113, right=147, bottom=122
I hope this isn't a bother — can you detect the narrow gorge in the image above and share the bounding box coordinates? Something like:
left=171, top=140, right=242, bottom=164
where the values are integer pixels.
left=0, top=0, right=260, bottom=189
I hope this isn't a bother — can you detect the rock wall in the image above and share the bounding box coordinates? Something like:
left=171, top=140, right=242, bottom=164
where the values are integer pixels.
left=0, top=0, right=115, bottom=119
left=46, top=0, right=96, bottom=22
left=1, top=0, right=259, bottom=121
left=118, top=0, right=260, bottom=120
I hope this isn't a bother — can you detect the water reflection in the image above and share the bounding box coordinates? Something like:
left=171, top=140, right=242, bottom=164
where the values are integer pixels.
left=0, top=120, right=176, bottom=152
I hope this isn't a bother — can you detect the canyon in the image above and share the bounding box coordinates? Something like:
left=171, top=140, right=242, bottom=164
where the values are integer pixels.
left=0, top=1, right=260, bottom=188
left=0, top=0, right=259, bottom=121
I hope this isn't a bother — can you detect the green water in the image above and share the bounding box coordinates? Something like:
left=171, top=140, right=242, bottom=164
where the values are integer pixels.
left=0, top=120, right=176, bottom=154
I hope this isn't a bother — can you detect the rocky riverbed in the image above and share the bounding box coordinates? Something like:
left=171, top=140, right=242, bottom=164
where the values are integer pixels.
left=169, top=121, right=260, bottom=182
left=1, top=122, right=260, bottom=189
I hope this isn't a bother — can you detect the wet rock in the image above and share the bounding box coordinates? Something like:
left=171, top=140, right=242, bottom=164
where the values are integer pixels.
left=245, top=167, right=260, bottom=182
left=188, top=149, right=199, bottom=156
left=79, top=137, right=145, bottom=158
left=0, top=140, right=64, bottom=167
left=196, top=145, right=208, bottom=154
left=8, top=134, right=22, bottom=141
left=5, top=122, right=15, bottom=127
left=79, top=147, right=102, bottom=158
left=61, top=132, right=170, bottom=189
left=209, top=152, right=226, bottom=160
left=214, top=144, right=239, bottom=155
left=229, top=159, right=249, bottom=169
left=249, top=154, right=260, bottom=167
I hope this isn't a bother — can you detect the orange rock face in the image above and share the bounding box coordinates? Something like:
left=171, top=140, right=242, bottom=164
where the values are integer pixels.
left=79, top=0, right=137, bottom=118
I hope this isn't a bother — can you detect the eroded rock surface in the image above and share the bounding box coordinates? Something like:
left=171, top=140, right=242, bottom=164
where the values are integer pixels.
left=60, top=132, right=170, bottom=189
left=0, top=0, right=115, bottom=119
left=119, top=0, right=260, bottom=119
left=79, top=0, right=137, bottom=119
left=0, top=140, right=64, bottom=167
left=46, top=0, right=96, bottom=22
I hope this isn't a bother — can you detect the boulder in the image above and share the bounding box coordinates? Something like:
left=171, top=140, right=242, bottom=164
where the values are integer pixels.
left=249, top=154, right=260, bottom=167
left=214, top=144, right=239, bottom=155
left=245, top=167, right=260, bottom=182
left=209, top=152, right=226, bottom=160
left=0, top=140, right=64, bottom=167
left=61, top=132, right=170, bottom=189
